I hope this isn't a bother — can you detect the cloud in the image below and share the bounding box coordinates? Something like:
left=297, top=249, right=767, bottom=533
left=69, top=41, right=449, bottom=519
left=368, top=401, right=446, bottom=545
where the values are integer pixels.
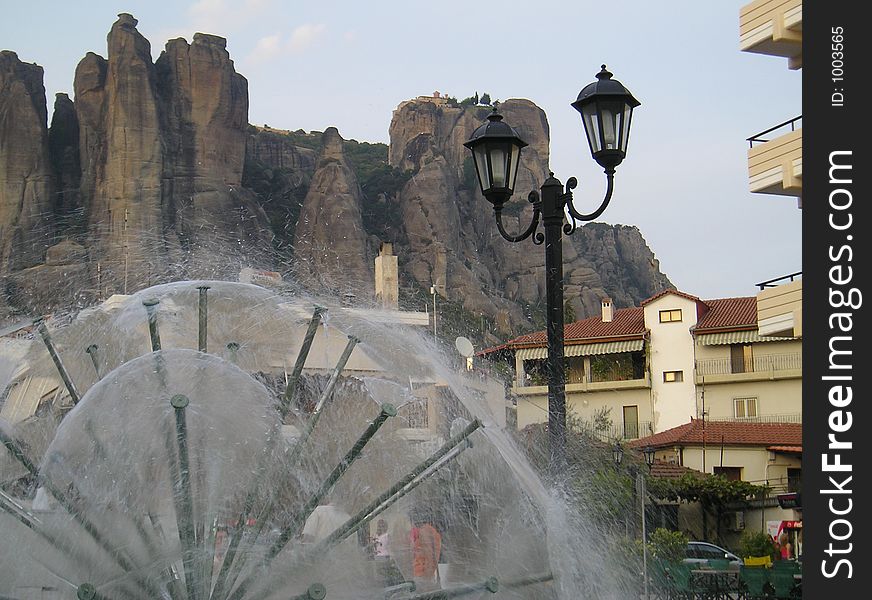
left=247, top=34, right=283, bottom=65
left=287, top=23, right=327, bottom=54
left=188, top=0, right=274, bottom=35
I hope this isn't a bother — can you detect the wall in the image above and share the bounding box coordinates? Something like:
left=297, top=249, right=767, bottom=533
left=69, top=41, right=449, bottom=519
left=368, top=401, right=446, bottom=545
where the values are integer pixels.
left=644, top=295, right=699, bottom=431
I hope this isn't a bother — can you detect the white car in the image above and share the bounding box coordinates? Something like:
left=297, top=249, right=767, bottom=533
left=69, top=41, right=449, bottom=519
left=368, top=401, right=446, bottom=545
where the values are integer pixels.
left=683, top=541, right=742, bottom=569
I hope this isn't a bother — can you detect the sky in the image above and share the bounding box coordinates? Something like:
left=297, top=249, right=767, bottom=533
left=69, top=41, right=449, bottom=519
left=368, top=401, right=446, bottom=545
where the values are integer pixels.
left=1, top=0, right=803, bottom=301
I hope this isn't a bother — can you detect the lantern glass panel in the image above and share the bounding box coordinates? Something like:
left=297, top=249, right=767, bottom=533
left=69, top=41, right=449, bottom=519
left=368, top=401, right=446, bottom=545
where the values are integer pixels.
left=473, top=145, right=491, bottom=191
left=490, top=145, right=508, bottom=188
left=621, top=104, right=634, bottom=153
left=599, top=99, right=625, bottom=151
left=508, top=142, right=522, bottom=191
left=601, top=105, right=617, bottom=151
left=581, top=103, right=601, bottom=154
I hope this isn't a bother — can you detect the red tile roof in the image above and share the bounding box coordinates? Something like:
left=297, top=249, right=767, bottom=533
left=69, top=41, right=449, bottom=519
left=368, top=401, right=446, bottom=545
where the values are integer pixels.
left=630, top=419, right=802, bottom=449
left=640, top=289, right=702, bottom=306
left=693, top=297, right=758, bottom=332
left=650, top=460, right=703, bottom=479
left=504, top=307, right=646, bottom=348
left=478, top=290, right=760, bottom=355
left=767, top=445, right=802, bottom=454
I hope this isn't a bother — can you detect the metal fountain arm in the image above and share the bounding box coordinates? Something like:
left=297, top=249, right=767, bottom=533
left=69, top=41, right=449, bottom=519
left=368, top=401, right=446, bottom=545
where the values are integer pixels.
left=563, top=168, right=616, bottom=226
left=494, top=191, right=542, bottom=243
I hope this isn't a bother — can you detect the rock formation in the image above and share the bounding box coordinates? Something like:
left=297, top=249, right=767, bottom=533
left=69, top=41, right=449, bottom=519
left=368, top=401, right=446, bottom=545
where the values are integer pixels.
left=0, top=15, right=670, bottom=340
left=0, top=51, right=54, bottom=275
left=293, top=127, right=372, bottom=296
left=387, top=96, right=670, bottom=332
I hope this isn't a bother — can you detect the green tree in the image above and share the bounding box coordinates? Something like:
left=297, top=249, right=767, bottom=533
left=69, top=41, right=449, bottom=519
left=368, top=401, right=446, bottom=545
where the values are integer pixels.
left=648, top=528, right=689, bottom=564
left=480, top=92, right=491, bottom=105
left=649, top=473, right=768, bottom=544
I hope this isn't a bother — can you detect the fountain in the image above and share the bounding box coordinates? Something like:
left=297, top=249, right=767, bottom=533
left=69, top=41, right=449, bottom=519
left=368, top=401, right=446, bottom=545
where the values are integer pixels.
left=0, top=280, right=618, bottom=599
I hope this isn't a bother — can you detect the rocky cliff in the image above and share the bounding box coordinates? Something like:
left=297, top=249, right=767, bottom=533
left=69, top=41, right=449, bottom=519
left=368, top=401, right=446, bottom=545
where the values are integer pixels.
left=2, top=14, right=272, bottom=313
left=0, top=51, right=54, bottom=275
left=386, top=96, right=671, bottom=332
left=293, top=127, right=372, bottom=296
left=0, top=14, right=670, bottom=340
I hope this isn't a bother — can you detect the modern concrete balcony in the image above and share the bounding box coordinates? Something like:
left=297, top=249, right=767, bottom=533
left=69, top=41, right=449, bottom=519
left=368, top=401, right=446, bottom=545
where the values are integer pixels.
left=756, top=276, right=802, bottom=337
left=695, top=352, right=802, bottom=384
left=747, top=118, right=802, bottom=203
left=740, top=0, right=802, bottom=69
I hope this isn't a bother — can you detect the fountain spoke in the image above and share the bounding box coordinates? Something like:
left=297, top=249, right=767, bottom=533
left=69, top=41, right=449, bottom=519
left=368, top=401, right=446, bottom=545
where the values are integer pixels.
left=34, top=317, right=81, bottom=404
left=2, top=429, right=161, bottom=597
left=85, top=344, right=101, bottom=379
left=143, top=298, right=162, bottom=351
left=291, top=583, right=327, bottom=600
left=286, top=334, right=359, bottom=466
left=405, top=576, right=498, bottom=600
left=2, top=281, right=575, bottom=600
left=197, top=285, right=210, bottom=353
left=309, top=434, right=474, bottom=561
left=280, top=306, right=325, bottom=418
left=170, top=394, right=203, bottom=600
left=268, top=403, right=397, bottom=561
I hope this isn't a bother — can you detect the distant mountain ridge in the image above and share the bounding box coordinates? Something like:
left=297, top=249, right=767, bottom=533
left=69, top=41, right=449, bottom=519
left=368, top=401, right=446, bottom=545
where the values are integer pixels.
left=0, top=14, right=671, bottom=341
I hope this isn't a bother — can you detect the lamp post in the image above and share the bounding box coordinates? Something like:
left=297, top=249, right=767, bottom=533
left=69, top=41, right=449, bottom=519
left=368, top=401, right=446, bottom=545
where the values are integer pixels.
left=613, top=443, right=656, bottom=600
left=465, top=66, right=640, bottom=473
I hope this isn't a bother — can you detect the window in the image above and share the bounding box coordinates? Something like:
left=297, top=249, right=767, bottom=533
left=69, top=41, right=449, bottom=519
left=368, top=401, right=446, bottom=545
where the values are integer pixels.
left=734, top=397, right=758, bottom=419
left=659, top=309, right=682, bottom=323
left=663, top=370, right=683, bottom=382
left=623, top=405, right=639, bottom=439
left=714, top=466, right=742, bottom=481
left=787, top=468, right=801, bottom=493
left=730, top=343, right=754, bottom=373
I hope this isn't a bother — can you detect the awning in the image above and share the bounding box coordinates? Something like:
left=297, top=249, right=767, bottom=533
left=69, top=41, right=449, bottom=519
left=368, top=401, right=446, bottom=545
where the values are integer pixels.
left=517, top=339, right=644, bottom=361
left=696, top=330, right=796, bottom=345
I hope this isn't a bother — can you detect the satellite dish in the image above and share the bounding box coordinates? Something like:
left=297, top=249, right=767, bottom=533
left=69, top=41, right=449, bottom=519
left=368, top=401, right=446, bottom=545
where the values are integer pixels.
left=455, top=336, right=474, bottom=358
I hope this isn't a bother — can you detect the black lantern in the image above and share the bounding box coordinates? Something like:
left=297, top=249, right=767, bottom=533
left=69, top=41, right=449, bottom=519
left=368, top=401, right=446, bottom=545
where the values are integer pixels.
left=572, top=65, right=640, bottom=172
left=613, top=441, right=624, bottom=467
left=643, top=446, right=656, bottom=469
left=463, top=109, right=528, bottom=209
left=464, top=67, right=639, bottom=475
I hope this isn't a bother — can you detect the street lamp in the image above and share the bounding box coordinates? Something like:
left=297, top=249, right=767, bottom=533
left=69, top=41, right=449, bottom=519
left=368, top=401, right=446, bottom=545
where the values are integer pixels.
left=640, top=446, right=656, bottom=600
left=612, top=443, right=656, bottom=600
left=465, top=66, right=640, bottom=472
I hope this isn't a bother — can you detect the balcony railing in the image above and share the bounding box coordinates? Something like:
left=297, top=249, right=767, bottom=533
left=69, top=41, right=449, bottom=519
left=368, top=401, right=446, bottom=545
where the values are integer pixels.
left=747, top=116, right=802, bottom=147
left=705, top=414, right=802, bottom=424
left=695, top=353, right=802, bottom=377
left=576, top=420, right=654, bottom=442
left=756, top=271, right=801, bottom=290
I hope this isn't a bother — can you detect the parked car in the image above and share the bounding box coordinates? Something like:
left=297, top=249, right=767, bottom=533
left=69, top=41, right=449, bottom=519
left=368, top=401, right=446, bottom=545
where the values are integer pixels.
left=683, top=541, right=742, bottom=569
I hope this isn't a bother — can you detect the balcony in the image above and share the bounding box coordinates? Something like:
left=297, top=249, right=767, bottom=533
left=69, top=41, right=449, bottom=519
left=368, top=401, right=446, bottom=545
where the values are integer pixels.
left=740, top=0, right=802, bottom=69
left=576, top=420, right=654, bottom=442
left=756, top=274, right=802, bottom=337
left=747, top=117, right=802, bottom=203
left=514, top=373, right=650, bottom=395
left=695, top=352, right=801, bottom=384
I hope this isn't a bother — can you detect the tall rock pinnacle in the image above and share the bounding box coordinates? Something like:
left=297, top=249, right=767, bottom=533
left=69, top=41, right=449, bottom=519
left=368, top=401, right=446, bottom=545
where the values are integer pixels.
left=0, top=51, right=54, bottom=276
left=293, top=127, right=373, bottom=297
